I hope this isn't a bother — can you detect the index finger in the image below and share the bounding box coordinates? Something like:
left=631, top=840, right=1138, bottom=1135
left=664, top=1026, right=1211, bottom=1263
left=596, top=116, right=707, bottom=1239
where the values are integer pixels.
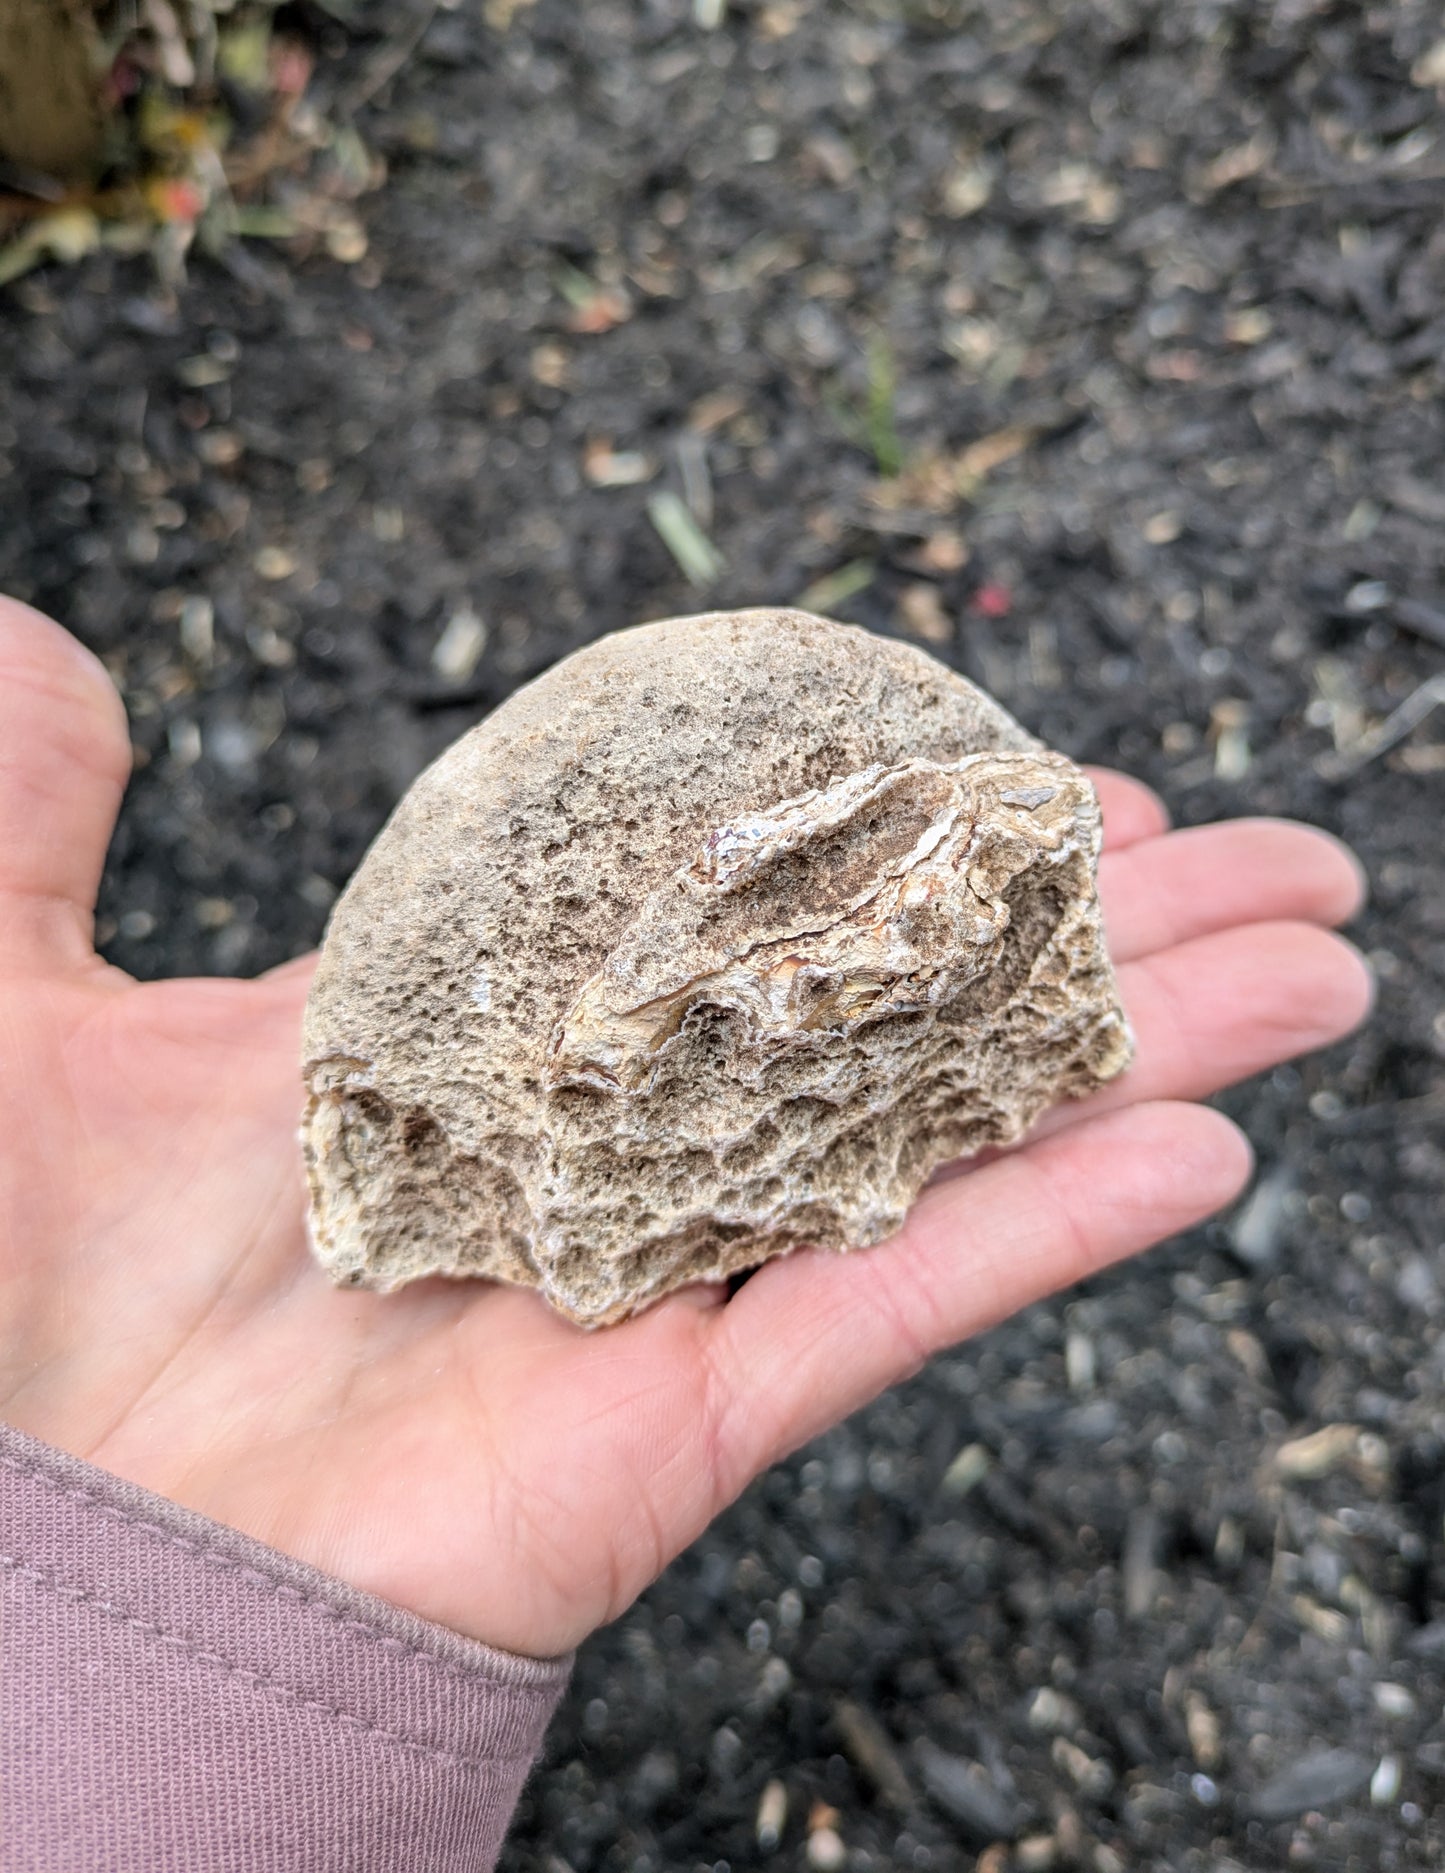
left=1087, top=768, right=1170, bottom=852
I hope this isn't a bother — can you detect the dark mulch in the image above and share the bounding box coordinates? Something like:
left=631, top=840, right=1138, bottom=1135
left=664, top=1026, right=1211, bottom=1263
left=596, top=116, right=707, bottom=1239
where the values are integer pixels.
left=3, top=1, right=1444, bottom=1866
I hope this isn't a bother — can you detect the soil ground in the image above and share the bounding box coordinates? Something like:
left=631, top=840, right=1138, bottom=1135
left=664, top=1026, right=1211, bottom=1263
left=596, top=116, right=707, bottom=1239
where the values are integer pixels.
left=2, top=2, right=1444, bottom=1867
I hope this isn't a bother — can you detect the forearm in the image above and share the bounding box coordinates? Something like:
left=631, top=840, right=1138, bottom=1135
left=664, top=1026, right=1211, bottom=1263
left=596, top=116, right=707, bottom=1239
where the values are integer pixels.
left=0, top=1422, right=570, bottom=1873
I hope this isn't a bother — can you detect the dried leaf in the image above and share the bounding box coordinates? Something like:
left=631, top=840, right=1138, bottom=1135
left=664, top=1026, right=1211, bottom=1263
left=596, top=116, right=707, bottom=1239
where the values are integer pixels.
left=871, top=427, right=1035, bottom=516
left=954, top=425, right=1036, bottom=490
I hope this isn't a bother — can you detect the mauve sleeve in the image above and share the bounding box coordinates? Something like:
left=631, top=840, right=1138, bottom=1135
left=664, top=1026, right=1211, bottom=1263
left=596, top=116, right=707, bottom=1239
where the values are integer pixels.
left=0, top=1421, right=572, bottom=1873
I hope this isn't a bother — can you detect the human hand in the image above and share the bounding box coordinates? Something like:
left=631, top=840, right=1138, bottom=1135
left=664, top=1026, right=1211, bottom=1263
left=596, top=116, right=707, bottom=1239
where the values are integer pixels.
left=0, top=597, right=1371, bottom=1657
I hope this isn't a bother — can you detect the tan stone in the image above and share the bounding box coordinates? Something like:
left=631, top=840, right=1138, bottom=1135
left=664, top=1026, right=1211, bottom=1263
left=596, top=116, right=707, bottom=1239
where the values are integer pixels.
left=301, top=608, right=1131, bottom=1324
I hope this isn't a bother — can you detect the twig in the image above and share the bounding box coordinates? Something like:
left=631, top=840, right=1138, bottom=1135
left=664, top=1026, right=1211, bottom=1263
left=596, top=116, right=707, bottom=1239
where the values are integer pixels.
left=1394, top=599, right=1445, bottom=653
left=1319, top=674, right=1445, bottom=778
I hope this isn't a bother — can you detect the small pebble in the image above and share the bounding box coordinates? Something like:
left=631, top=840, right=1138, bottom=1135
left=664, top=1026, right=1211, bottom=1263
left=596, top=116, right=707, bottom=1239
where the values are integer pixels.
left=1185, top=1692, right=1222, bottom=1770
left=1228, top=1165, right=1293, bottom=1268
left=1272, top=1423, right=1360, bottom=1480
left=168, top=720, right=202, bottom=767
left=914, top=1739, right=1026, bottom=1841
left=1373, top=1683, right=1416, bottom=1720
left=1247, top=1747, right=1373, bottom=1821
left=194, top=897, right=233, bottom=930
left=756, top=1779, right=787, bottom=1851
left=1123, top=1507, right=1163, bottom=1620
left=582, top=441, right=656, bottom=487
left=125, top=524, right=160, bottom=566
left=1344, top=579, right=1390, bottom=613
left=710, top=1725, right=743, bottom=1775
left=432, top=604, right=489, bottom=682
left=1065, top=1329, right=1095, bottom=1394
left=940, top=1443, right=991, bottom=1498
left=1051, top=1737, right=1112, bottom=1797
left=758, top=1657, right=791, bottom=1701
left=806, top=1826, right=846, bottom=1871
left=1142, top=509, right=1182, bottom=544
left=1371, top=1756, right=1402, bottom=1806
left=1028, top=1687, right=1079, bottom=1734
left=179, top=595, right=214, bottom=665
left=254, top=545, right=297, bottom=580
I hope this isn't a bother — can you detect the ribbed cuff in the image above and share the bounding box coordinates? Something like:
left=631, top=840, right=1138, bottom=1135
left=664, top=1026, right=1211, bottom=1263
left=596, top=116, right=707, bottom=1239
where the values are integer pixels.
left=1, top=1420, right=571, bottom=1873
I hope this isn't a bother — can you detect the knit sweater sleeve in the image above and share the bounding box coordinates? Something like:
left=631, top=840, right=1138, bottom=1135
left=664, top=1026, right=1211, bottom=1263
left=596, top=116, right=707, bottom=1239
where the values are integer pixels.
left=0, top=1420, right=570, bottom=1873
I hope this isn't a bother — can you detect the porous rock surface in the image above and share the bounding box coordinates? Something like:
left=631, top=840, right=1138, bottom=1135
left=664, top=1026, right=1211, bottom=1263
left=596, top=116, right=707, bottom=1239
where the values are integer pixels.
left=301, top=609, right=1131, bottom=1325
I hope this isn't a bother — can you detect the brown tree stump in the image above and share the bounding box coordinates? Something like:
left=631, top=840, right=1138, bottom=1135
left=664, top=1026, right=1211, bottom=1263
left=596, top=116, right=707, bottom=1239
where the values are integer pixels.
left=0, top=0, right=104, bottom=179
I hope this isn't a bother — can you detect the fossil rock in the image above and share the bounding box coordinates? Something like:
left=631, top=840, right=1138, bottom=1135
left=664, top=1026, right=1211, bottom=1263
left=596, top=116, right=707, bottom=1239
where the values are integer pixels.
left=301, top=608, right=1131, bottom=1325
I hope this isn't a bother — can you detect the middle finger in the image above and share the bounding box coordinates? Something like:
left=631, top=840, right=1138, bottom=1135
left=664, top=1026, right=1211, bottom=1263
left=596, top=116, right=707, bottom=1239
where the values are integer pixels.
left=1098, top=817, right=1365, bottom=966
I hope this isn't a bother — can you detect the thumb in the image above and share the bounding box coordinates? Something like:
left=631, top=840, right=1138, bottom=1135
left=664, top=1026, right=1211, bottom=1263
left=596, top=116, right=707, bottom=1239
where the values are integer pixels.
left=0, top=595, right=131, bottom=973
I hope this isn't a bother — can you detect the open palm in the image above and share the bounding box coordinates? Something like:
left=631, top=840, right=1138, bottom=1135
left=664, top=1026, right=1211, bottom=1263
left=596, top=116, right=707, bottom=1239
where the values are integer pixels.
left=0, top=597, right=1371, bottom=1658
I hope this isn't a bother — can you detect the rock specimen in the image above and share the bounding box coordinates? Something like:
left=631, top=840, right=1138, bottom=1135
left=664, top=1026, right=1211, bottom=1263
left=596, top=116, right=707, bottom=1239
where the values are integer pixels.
left=301, top=608, right=1132, bottom=1325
